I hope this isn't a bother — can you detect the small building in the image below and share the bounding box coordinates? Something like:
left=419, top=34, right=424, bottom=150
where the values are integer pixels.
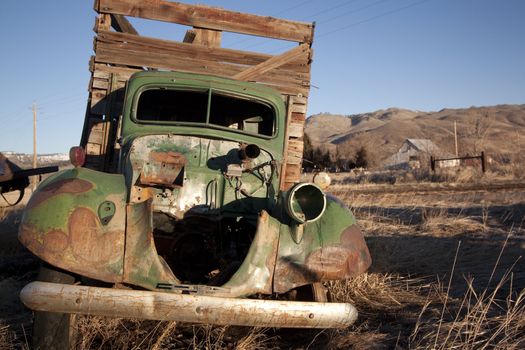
left=384, top=139, right=459, bottom=169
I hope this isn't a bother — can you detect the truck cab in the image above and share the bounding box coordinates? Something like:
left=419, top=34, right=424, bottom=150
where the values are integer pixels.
left=18, top=0, right=371, bottom=334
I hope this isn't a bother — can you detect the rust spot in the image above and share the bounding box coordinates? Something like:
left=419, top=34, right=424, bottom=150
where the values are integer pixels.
left=305, top=225, right=371, bottom=280
left=18, top=223, right=44, bottom=256
left=138, top=151, right=187, bottom=188
left=150, top=151, right=187, bottom=165
left=18, top=218, right=124, bottom=283
left=274, top=224, right=372, bottom=293
left=43, top=230, right=68, bottom=253
left=26, top=178, right=93, bottom=210
left=69, top=207, right=122, bottom=264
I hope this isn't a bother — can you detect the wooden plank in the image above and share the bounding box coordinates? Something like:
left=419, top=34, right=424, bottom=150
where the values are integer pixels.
left=279, top=96, right=294, bottom=190
left=183, top=29, right=197, bottom=43
left=287, top=139, right=304, bottom=153
left=110, top=14, right=138, bottom=34
left=97, top=0, right=314, bottom=43
left=287, top=121, right=304, bottom=139
left=93, top=45, right=310, bottom=86
left=90, top=89, right=108, bottom=115
left=290, top=102, right=307, bottom=114
left=94, top=44, right=311, bottom=96
left=284, top=164, right=301, bottom=179
left=86, top=143, right=102, bottom=155
left=233, top=44, right=309, bottom=81
left=94, top=14, right=111, bottom=32
left=193, top=28, right=222, bottom=48
left=90, top=74, right=126, bottom=90
left=294, top=95, right=308, bottom=105
left=96, top=31, right=310, bottom=73
left=93, top=63, right=139, bottom=81
left=286, top=155, right=302, bottom=165
left=87, top=131, right=104, bottom=145
left=92, top=77, right=109, bottom=90
left=291, top=112, right=306, bottom=122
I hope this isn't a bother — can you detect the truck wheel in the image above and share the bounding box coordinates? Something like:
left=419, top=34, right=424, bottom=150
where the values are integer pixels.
left=32, top=263, right=77, bottom=350
left=290, top=282, right=329, bottom=302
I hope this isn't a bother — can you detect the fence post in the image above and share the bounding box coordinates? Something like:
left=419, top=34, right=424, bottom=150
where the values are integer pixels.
left=481, top=151, right=486, bottom=173
left=430, top=156, right=435, bottom=171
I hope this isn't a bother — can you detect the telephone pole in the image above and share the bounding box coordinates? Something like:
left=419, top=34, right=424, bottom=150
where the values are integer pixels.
left=454, top=120, right=458, bottom=157
left=32, top=102, right=37, bottom=191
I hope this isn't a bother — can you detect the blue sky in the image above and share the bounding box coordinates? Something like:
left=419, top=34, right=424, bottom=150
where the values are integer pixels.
left=1, top=0, right=524, bottom=153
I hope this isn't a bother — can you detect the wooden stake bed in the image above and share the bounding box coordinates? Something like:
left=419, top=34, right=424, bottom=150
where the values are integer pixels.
left=83, top=0, right=314, bottom=189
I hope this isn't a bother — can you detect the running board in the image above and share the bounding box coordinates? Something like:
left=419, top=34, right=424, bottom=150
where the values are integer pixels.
left=21, top=281, right=358, bottom=328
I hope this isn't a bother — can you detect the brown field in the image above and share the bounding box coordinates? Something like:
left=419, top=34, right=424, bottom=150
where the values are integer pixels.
left=1, top=184, right=524, bottom=349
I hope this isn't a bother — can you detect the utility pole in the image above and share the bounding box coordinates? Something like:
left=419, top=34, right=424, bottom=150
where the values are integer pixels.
left=454, top=120, right=458, bottom=157
left=32, top=102, right=37, bottom=191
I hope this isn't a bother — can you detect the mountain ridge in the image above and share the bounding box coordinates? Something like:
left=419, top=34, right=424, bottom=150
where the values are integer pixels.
left=305, top=104, right=525, bottom=166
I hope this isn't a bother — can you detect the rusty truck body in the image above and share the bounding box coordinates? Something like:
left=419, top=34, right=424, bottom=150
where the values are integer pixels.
left=18, top=0, right=371, bottom=346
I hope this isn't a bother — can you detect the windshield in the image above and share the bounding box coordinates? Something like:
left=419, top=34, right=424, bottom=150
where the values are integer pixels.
left=136, top=88, right=275, bottom=137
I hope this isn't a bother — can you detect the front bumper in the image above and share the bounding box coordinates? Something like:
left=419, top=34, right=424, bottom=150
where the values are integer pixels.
left=21, top=281, right=357, bottom=328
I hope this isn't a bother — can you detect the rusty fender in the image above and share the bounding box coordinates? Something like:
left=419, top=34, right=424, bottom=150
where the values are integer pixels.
left=21, top=281, right=358, bottom=329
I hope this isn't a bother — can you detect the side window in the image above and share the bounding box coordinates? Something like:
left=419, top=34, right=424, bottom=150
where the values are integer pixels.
left=209, top=93, right=275, bottom=136
left=136, top=89, right=208, bottom=123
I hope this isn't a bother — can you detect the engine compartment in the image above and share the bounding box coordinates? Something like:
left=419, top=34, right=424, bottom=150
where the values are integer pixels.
left=153, top=212, right=257, bottom=284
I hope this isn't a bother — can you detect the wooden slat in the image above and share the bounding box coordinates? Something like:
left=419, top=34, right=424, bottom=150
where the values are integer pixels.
left=110, top=14, right=138, bottom=34
left=90, top=89, right=109, bottom=115
left=287, top=122, right=304, bottom=139
left=290, top=102, right=307, bottom=114
left=97, top=0, right=314, bottom=43
left=94, top=39, right=310, bottom=86
left=279, top=96, right=293, bottom=190
left=288, top=139, right=304, bottom=154
left=286, top=155, right=302, bottom=165
left=92, top=63, right=139, bottom=81
left=94, top=14, right=111, bottom=32
left=96, top=31, right=310, bottom=73
left=291, top=112, right=306, bottom=122
left=294, top=95, right=308, bottom=105
left=91, top=77, right=109, bottom=90
left=233, top=44, right=309, bottom=81
left=284, top=164, right=301, bottom=179
left=193, top=28, right=222, bottom=48
left=183, top=29, right=197, bottom=43
left=86, top=142, right=102, bottom=155
left=94, top=44, right=311, bottom=96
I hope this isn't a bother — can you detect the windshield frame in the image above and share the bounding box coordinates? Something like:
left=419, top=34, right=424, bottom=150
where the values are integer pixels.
left=131, top=84, right=278, bottom=140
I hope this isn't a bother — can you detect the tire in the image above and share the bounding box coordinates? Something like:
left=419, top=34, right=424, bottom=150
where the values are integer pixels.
left=32, top=263, right=77, bottom=350
left=289, top=282, right=330, bottom=302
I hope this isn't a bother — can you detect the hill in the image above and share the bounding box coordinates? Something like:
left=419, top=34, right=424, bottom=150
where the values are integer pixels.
left=0, top=152, right=69, bottom=168
left=305, top=104, right=525, bottom=167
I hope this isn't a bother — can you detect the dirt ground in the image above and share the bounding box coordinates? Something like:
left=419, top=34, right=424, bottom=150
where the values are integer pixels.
left=1, top=186, right=524, bottom=349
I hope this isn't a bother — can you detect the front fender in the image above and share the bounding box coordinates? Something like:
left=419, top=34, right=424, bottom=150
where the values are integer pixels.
left=18, top=167, right=127, bottom=282
left=273, top=195, right=371, bottom=293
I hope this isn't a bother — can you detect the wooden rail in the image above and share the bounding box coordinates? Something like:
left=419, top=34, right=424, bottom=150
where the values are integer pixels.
left=82, top=0, right=313, bottom=189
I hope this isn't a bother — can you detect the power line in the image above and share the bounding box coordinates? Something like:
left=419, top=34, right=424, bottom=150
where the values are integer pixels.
left=238, top=0, right=396, bottom=51
left=227, top=0, right=316, bottom=48
left=302, top=0, right=361, bottom=21
left=317, top=0, right=393, bottom=25
left=318, top=0, right=433, bottom=38
left=234, top=0, right=367, bottom=51
left=265, top=0, right=434, bottom=62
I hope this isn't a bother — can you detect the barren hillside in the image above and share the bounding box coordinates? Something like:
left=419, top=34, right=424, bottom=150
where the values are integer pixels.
left=305, top=104, right=525, bottom=165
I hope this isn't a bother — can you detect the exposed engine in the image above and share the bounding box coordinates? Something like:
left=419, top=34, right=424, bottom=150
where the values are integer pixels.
left=153, top=212, right=256, bottom=284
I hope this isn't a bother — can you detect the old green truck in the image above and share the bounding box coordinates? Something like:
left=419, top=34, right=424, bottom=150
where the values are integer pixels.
left=18, top=0, right=371, bottom=347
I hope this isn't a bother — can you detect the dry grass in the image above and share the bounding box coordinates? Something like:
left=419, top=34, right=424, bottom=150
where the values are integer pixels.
left=2, top=185, right=524, bottom=349
left=0, top=321, right=28, bottom=350
left=74, top=317, right=276, bottom=350
left=420, top=207, right=487, bottom=236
